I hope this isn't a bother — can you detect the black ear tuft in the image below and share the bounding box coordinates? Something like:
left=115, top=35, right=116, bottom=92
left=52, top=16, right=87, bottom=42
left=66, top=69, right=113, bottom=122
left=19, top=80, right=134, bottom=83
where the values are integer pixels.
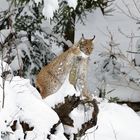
left=91, top=35, right=95, bottom=41
left=82, top=34, right=85, bottom=40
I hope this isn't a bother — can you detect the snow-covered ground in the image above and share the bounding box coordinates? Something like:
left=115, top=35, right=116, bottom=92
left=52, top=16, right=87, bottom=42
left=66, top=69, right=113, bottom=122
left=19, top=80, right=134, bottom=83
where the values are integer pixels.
left=82, top=102, right=140, bottom=140
left=0, top=65, right=66, bottom=140
left=0, top=62, right=140, bottom=140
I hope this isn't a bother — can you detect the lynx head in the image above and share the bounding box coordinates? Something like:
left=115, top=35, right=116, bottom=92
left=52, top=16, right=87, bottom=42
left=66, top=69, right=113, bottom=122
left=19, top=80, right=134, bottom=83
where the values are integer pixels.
left=78, top=34, right=95, bottom=55
left=69, top=45, right=88, bottom=59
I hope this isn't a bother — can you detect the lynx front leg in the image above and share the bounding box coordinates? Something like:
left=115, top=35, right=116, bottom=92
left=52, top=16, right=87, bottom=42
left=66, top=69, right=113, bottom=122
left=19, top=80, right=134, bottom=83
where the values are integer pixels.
left=76, top=59, right=92, bottom=100
left=81, top=86, right=93, bottom=100
left=69, top=58, right=92, bottom=100
left=69, top=60, right=79, bottom=89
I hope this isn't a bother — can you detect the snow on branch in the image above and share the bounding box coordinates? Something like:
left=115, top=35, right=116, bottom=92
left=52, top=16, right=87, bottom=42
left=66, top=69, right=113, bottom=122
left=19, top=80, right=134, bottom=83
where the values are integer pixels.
left=34, top=0, right=78, bottom=18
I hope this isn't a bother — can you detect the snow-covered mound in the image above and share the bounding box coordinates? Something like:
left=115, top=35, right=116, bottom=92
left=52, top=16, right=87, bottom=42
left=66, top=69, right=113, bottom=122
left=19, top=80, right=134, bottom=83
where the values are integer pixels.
left=44, top=74, right=98, bottom=139
left=82, top=102, right=140, bottom=140
left=44, top=74, right=81, bottom=107
left=0, top=74, right=66, bottom=140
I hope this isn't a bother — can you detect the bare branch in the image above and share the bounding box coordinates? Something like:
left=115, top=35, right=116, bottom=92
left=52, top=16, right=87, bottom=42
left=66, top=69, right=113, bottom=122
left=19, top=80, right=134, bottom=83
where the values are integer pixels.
left=118, top=27, right=140, bottom=38
left=133, top=0, right=140, bottom=15
left=127, top=51, right=140, bottom=54
left=116, top=0, right=140, bottom=22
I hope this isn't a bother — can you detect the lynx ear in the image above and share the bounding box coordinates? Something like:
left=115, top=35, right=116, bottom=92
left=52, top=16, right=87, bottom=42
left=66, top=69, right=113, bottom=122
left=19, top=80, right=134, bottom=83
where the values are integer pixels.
left=76, top=34, right=84, bottom=46
left=82, top=34, right=85, bottom=40
left=81, top=34, right=95, bottom=41
left=91, top=35, right=95, bottom=41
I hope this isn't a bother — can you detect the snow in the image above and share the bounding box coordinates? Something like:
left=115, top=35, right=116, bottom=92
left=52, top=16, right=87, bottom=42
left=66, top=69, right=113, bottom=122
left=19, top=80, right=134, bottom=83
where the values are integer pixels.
left=0, top=61, right=140, bottom=139
left=10, top=42, right=31, bottom=71
left=34, top=0, right=78, bottom=18
left=66, top=104, right=94, bottom=134
left=0, top=29, right=11, bottom=44
left=34, top=0, right=59, bottom=18
left=82, top=102, right=140, bottom=140
left=0, top=74, right=66, bottom=139
left=44, top=74, right=80, bottom=108
left=66, top=0, right=77, bottom=9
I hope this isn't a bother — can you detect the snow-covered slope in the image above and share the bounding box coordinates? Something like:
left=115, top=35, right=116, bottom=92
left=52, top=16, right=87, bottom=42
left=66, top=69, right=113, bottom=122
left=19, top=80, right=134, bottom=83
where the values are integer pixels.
left=0, top=68, right=66, bottom=139
left=82, top=102, right=140, bottom=140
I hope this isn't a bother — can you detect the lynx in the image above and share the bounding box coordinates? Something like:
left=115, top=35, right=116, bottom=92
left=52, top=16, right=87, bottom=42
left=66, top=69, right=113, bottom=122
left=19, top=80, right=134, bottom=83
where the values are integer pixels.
left=36, top=35, right=95, bottom=99
left=69, top=35, right=95, bottom=99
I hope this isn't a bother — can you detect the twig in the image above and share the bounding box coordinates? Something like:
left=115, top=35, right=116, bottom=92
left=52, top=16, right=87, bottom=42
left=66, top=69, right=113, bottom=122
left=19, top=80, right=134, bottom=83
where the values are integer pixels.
left=127, top=51, right=140, bottom=54
left=133, top=0, right=140, bottom=15
left=0, top=33, right=5, bottom=108
left=116, top=0, right=140, bottom=22
left=118, top=28, right=140, bottom=38
left=1, top=60, right=5, bottom=108
left=99, top=29, right=140, bottom=91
